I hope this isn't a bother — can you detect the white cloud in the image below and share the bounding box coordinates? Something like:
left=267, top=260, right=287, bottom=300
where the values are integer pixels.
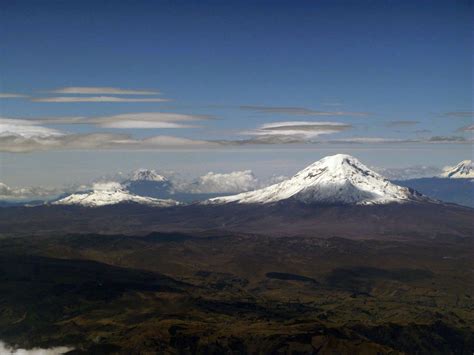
left=458, top=124, right=474, bottom=132
left=91, top=181, right=123, bottom=191
left=96, top=112, right=209, bottom=122
left=180, top=170, right=259, bottom=194
left=0, top=182, right=61, bottom=200
left=0, top=112, right=209, bottom=141
left=48, top=86, right=161, bottom=95
left=245, top=121, right=351, bottom=139
left=328, top=137, right=409, bottom=143
left=91, top=112, right=210, bottom=129
left=101, top=121, right=196, bottom=129
left=141, top=135, right=214, bottom=147
left=31, top=96, right=170, bottom=103
left=0, top=341, right=72, bottom=354
left=0, top=118, right=64, bottom=139
left=10, top=112, right=212, bottom=129
left=0, top=93, right=28, bottom=98
left=0, top=115, right=214, bottom=152
left=373, top=166, right=443, bottom=180
left=0, top=133, right=217, bottom=153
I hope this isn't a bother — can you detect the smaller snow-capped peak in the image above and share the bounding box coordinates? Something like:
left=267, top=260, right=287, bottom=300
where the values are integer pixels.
left=129, top=169, right=168, bottom=182
left=207, top=154, right=427, bottom=205
left=53, top=181, right=178, bottom=207
left=441, top=160, right=474, bottom=179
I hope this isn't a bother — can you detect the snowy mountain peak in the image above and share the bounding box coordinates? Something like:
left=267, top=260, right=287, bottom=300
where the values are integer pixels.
left=296, top=154, right=374, bottom=180
left=441, top=160, right=474, bottom=179
left=53, top=181, right=178, bottom=207
left=129, top=169, right=168, bottom=182
left=207, top=154, right=427, bottom=205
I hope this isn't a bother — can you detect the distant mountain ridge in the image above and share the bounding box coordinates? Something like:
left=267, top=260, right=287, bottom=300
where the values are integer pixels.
left=13, top=156, right=474, bottom=208
left=394, top=159, right=474, bottom=208
left=441, top=160, right=474, bottom=179
left=396, top=178, right=474, bottom=208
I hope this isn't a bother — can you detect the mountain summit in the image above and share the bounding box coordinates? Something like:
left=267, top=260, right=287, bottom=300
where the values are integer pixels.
left=441, top=160, right=474, bottom=179
left=53, top=182, right=178, bottom=207
left=129, top=169, right=168, bottom=182
left=207, top=154, right=427, bottom=205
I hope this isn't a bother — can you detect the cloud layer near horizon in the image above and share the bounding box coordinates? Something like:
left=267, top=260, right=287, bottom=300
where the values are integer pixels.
left=0, top=133, right=216, bottom=153
left=180, top=170, right=259, bottom=194
left=0, top=182, right=62, bottom=200
left=1, top=113, right=472, bottom=153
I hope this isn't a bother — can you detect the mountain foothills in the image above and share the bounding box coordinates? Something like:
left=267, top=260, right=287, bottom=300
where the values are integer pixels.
left=0, top=154, right=473, bottom=354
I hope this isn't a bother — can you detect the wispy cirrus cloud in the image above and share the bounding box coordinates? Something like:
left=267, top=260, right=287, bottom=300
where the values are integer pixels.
left=218, top=135, right=318, bottom=145
left=92, top=112, right=211, bottom=128
left=457, top=124, right=474, bottom=132
left=0, top=133, right=217, bottom=153
left=427, top=135, right=470, bottom=143
left=19, top=112, right=213, bottom=129
left=47, top=86, right=161, bottom=95
left=441, top=111, right=474, bottom=118
left=0, top=116, right=215, bottom=152
left=327, top=137, right=411, bottom=144
left=0, top=93, right=28, bottom=98
left=32, top=96, right=170, bottom=103
left=328, top=136, right=473, bottom=144
left=217, top=121, right=352, bottom=145
left=240, top=105, right=369, bottom=116
left=245, top=121, right=352, bottom=138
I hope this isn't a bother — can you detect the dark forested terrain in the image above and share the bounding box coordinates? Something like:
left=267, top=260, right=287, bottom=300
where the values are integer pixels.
left=0, top=203, right=473, bottom=354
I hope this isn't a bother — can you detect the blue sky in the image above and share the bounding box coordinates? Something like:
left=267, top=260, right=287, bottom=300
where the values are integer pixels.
left=0, top=0, right=472, bottom=187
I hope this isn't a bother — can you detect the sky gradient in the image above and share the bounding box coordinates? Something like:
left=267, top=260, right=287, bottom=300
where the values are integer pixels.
left=0, top=0, right=472, bottom=189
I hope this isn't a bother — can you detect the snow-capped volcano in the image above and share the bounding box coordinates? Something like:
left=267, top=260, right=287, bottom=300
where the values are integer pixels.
left=129, top=169, right=168, bottom=182
left=124, top=169, right=173, bottom=200
left=207, top=154, right=427, bottom=205
left=53, top=182, right=178, bottom=207
left=441, top=160, right=474, bottom=179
